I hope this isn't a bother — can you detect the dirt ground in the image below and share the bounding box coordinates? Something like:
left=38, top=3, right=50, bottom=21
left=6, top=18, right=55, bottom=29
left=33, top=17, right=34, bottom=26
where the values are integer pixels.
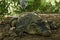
left=0, top=14, right=60, bottom=40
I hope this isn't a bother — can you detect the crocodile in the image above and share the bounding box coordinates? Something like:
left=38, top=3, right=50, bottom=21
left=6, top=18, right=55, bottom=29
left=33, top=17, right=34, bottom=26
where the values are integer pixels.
left=10, top=12, right=57, bottom=37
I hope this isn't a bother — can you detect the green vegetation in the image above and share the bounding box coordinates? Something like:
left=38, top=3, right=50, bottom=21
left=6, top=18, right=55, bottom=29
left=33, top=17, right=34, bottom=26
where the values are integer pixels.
left=0, top=0, right=60, bottom=18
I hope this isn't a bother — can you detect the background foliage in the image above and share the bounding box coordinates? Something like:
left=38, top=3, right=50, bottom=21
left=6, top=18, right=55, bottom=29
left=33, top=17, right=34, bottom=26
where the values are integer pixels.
left=0, top=0, right=60, bottom=17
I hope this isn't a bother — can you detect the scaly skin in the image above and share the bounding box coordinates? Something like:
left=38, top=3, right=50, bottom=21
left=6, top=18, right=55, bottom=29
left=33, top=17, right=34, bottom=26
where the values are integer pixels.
left=10, top=12, right=57, bottom=37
